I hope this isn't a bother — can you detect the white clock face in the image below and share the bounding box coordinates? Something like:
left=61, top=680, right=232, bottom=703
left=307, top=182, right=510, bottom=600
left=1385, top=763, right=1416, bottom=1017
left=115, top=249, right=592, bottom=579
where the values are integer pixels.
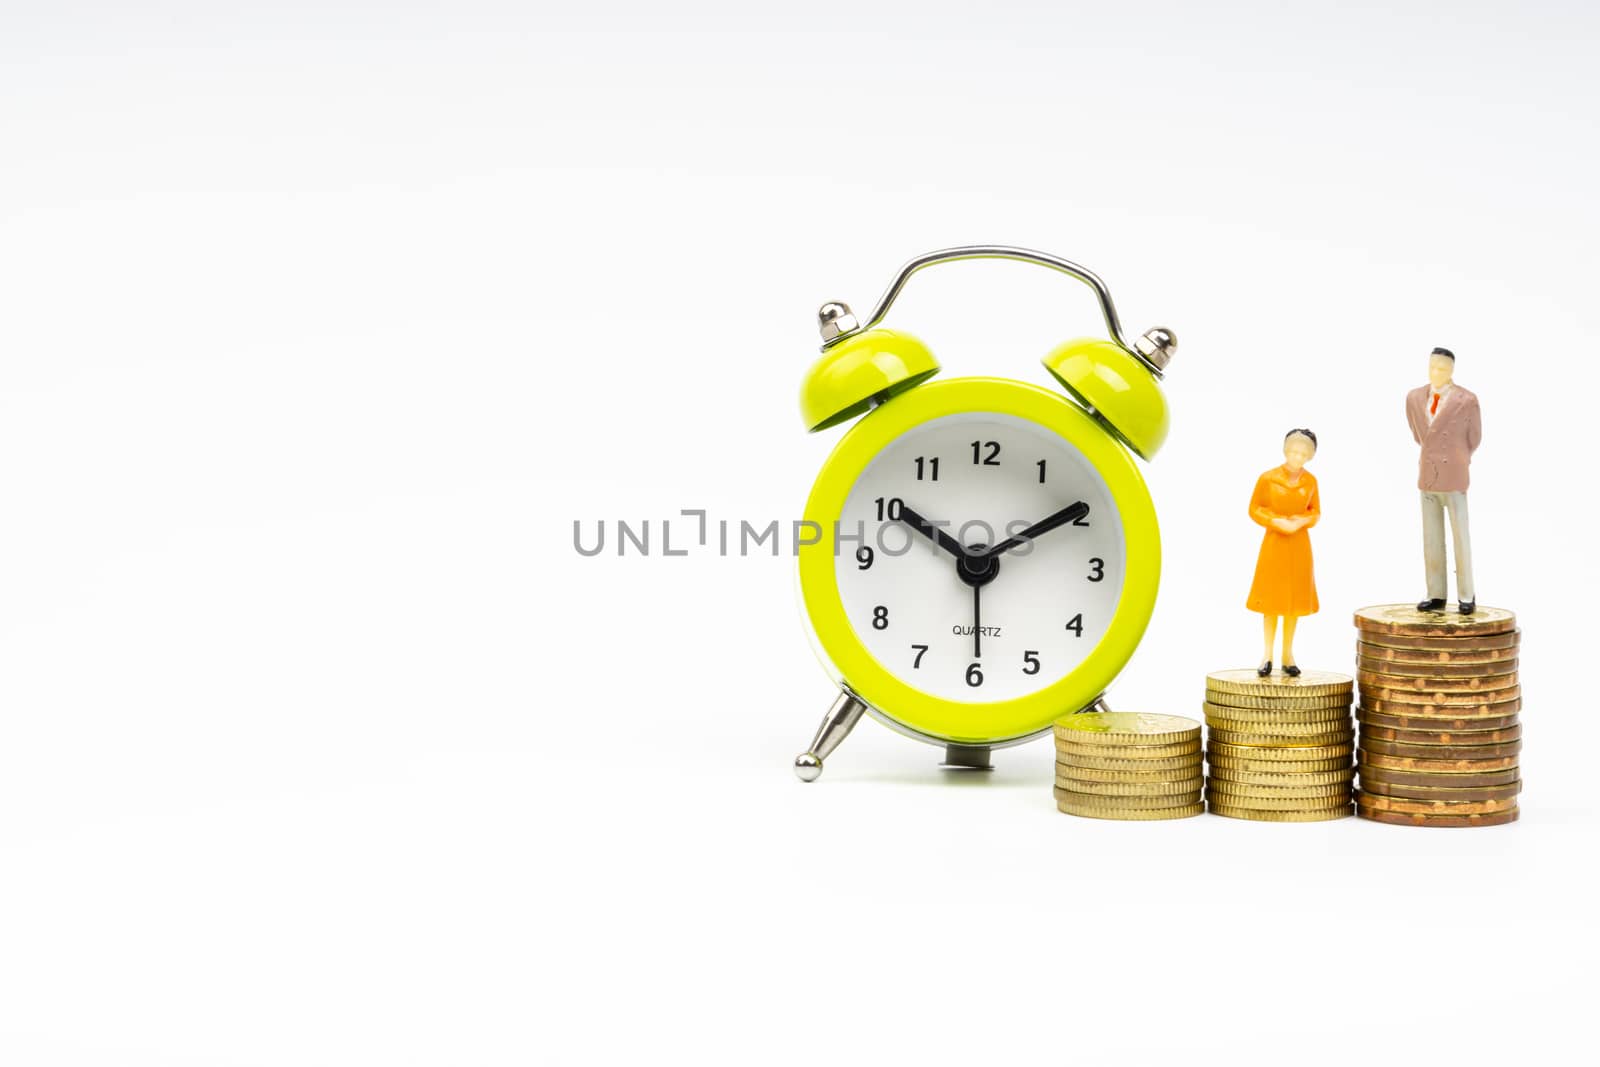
left=835, top=412, right=1126, bottom=703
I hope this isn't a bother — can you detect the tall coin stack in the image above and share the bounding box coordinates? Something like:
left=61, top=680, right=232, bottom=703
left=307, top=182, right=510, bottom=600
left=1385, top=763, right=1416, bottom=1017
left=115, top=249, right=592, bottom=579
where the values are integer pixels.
left=1354, top=605, right=1522, bottom=827
left=1203, top=670, right=1356, bottom=821
left=1054, top=713, right=1204, bottom=820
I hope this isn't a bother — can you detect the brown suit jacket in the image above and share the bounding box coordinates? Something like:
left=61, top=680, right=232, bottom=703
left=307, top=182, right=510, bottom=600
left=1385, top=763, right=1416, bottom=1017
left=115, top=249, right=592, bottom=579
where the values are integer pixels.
left=1406, top=384, right=1481, bottom=492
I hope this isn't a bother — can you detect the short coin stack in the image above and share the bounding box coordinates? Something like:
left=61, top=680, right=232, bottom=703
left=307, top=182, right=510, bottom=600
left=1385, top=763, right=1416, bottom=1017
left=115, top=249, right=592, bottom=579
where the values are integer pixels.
left=1203, top=670, right=1356, bottom=821
left=1054, top=712, right=1204, bottom=820
left=1354, top=605, right=1522, bottom=827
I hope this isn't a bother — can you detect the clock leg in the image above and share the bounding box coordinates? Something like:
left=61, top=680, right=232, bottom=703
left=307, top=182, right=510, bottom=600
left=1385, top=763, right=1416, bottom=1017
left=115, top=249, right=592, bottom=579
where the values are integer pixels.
left=794, top=691, right=867, bottom=781
left=940, top=745, right=994, bottom=771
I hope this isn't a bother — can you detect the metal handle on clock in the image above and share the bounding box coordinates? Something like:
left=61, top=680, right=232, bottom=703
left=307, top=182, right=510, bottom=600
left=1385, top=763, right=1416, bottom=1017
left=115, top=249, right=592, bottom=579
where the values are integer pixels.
left=822, top=244, right=1135, bottom=356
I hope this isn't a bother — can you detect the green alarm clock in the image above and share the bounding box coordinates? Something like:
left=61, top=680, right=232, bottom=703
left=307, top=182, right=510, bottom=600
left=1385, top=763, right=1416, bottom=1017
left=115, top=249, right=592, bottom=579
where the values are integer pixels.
left=792, top=247, right=1179, bottom=780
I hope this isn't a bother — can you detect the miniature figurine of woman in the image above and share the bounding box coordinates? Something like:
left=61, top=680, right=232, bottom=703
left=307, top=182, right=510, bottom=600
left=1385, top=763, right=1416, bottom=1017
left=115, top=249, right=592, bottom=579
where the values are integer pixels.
left=1247, top=429, right=1321, bottom=676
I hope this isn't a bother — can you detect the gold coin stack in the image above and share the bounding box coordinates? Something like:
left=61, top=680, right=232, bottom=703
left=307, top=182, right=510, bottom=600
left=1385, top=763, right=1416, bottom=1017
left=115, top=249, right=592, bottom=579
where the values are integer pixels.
left=1203, top=670, right=1356, bottom=821
left=1354, top=605, right=1522, bottom=827
left=1054, top=712, right=1204, bottom=820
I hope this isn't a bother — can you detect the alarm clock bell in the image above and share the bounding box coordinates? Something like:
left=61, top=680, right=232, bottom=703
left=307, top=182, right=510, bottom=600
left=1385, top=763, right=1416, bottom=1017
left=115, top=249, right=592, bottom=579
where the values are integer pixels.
left=799, top=319, right=941, bottom=432
left=1041, top=331, right=1174, bottom=461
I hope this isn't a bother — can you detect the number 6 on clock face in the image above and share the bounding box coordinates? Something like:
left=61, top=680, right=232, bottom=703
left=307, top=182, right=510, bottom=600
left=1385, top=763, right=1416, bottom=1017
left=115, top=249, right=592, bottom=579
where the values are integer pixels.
left=797, top=378, right=1161, bottom=745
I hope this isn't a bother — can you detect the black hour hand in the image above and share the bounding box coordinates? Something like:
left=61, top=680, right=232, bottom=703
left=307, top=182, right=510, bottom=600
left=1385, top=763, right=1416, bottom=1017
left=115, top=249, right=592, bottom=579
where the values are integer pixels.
left=897, top=504, right=967, bottom=561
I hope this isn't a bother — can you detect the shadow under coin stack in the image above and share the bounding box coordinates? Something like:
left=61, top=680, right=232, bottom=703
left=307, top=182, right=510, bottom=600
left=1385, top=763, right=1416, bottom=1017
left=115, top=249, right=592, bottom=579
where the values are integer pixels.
left=1203, top=670, right=1356, bottom=821
left=1054, top=712, right=1204, bottom=820
left=1353, top=605, right=1522, bottom=827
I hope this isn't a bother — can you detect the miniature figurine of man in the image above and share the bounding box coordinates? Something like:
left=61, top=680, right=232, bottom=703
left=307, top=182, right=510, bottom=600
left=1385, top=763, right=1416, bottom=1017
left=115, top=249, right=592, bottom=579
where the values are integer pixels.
left=1405, top=347, right=1481, bottom=614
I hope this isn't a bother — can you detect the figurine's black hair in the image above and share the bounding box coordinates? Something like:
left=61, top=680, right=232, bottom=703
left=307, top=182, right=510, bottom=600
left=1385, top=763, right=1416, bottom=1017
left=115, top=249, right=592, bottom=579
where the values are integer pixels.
left=1285, top=427, right=1318, bottom=451
left=1431, top=347, right=1456, bottom=362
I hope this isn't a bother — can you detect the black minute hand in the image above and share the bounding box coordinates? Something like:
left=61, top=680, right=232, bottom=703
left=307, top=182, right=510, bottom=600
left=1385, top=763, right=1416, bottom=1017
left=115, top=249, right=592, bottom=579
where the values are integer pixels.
left=897, top=503, right=967, bottom=561
left=982, top=501, right=1089, bottom=558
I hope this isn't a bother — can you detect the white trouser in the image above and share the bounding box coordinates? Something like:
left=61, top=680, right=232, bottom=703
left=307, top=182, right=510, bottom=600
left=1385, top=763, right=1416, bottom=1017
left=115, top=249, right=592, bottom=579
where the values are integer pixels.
left=1421, top=490, right=1474, bottom=602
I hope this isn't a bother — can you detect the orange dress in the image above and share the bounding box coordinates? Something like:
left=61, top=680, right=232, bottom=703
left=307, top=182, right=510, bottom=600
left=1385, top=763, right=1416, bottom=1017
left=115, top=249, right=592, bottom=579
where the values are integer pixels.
left=1246, top=467, right=1320, bottom=617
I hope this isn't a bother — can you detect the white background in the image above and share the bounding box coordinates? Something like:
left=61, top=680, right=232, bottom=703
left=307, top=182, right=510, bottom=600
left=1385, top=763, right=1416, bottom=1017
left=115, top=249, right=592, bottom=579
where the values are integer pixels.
left=2, top=2, right=1596, bottom=1064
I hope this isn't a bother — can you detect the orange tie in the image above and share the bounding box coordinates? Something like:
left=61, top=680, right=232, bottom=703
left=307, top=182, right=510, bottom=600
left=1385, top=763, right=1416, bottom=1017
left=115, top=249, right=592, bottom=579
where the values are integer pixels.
left=1430, top=393, right=1440, bottom=415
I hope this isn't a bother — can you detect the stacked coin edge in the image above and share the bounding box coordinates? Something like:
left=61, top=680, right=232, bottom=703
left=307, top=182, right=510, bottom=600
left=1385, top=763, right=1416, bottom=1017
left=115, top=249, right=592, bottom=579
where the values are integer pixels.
left=1203, top=670, right=1356, bottom=822
left=1054, top=713, right=1204, bottom=820
left=1353, top=605, right=1522, bottom=827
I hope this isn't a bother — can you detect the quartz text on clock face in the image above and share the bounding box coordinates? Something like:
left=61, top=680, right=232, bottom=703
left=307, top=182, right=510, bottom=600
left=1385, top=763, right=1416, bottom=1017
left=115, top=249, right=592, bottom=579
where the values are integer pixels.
left=835, top=412, right=1127, bottom=703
